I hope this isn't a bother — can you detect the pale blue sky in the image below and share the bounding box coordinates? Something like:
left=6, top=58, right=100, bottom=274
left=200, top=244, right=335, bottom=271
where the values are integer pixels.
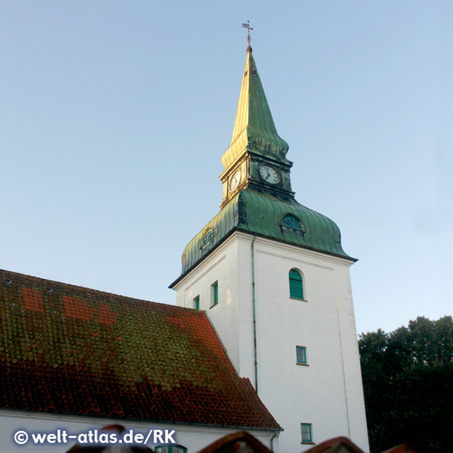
left=1, top=1, right=451, bottom=335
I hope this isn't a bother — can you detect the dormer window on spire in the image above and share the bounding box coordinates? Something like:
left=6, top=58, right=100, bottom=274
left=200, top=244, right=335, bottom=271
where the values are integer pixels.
left=202, top=229, right=215, bottom=248
left=282, top=215, right=304, bottom=232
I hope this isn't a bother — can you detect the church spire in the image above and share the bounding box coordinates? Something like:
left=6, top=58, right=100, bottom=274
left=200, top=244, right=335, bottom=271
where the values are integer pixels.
left=172, top=44, right=356, bottom=285
left=221, top=47, right=290, bottom=169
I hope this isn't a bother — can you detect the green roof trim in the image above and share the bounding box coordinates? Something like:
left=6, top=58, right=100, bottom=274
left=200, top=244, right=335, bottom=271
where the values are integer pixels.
left=171, top=189, right=356, bottom=286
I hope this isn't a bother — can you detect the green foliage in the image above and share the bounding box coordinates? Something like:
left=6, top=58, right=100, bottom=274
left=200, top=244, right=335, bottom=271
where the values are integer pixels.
left=359, top=316, right=453, bottom=453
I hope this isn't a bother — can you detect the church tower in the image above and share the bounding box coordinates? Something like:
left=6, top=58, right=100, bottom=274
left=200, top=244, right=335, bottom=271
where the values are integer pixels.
left=170, top=46, right=369, bottom=452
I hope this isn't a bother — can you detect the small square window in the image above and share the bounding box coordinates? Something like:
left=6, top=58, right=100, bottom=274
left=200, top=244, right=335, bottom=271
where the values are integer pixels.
left=211, top=281, right=218, bottom=306
left=193, top=296, right=200, bottom=310
left=296, top=346, right=307, bottom=365
left=301, top=423, right=313, bottom=443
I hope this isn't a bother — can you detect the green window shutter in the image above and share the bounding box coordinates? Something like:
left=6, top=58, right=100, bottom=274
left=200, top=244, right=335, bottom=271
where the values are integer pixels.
left=301, top=423, right=312, bottom=443
left=296, top=346, right=307, bottom=364
left=289, top=269, right=304, bottom=299
left=212, top=281, right=218, bottom=305
left=193, top=296, right=200, bottom=310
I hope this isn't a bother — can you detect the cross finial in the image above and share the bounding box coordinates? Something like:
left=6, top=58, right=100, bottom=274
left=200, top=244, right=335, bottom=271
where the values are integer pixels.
left=241, top=20, right=253, bottom=49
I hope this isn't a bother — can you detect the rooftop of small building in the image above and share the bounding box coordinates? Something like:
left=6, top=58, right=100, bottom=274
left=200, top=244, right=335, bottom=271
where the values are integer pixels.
left=0, top=268, right=281, bottom=430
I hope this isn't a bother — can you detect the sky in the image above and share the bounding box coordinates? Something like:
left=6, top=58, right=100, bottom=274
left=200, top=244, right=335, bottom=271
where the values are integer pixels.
left=1, top=1, right=451, bottom=336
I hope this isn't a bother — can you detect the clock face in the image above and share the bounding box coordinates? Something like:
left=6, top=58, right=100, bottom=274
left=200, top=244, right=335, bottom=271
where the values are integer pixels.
left=229, top=170, right=242, bottom=191
left=259, top=165, right=280, bottom=184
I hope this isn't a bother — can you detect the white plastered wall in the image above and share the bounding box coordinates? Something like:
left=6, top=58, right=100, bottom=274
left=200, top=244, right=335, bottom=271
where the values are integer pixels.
left=173, top=232, right=369, bottom=453
left=174, top=234, right=256, bottom=381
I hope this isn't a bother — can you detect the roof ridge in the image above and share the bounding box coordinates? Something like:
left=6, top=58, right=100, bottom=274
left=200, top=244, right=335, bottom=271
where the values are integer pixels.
left=0, top=268, right=197, bottom=314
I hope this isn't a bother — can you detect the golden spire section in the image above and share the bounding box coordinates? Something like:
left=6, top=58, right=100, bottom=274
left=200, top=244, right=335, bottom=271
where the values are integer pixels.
left=221, top=48, right=289, bottom=170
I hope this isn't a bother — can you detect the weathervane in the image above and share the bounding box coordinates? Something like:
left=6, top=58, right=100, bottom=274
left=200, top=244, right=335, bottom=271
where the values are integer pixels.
left=241, top=20, right=253, bottom=48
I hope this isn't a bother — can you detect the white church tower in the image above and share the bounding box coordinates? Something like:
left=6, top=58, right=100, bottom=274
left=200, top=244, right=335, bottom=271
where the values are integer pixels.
left=171, top=46, right=369, bottom=453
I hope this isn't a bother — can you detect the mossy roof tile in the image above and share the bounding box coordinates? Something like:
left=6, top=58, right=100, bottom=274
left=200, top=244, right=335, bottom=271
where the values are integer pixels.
left=0, top=269, right=280, bottom=430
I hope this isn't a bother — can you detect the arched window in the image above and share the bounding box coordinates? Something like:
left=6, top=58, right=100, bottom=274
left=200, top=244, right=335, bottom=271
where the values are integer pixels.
left=282, top=214, right=303, bottom=231
left=202, top=229, right=214, bottom=247
left=289, top=269, right=304, bottom=300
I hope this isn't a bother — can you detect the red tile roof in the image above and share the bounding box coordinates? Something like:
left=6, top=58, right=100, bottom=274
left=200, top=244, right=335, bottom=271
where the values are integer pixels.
left=0, top=269, right=280, bottom=430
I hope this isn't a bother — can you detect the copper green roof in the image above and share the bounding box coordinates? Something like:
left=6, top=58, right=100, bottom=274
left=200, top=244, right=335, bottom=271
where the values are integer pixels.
left=172, top=189, right=355, bottom=284
left=0, top=269, right=281, bottom=429
left=221, top=47, right=290, bottom=169
left=172, top=48, right=356, bottom=285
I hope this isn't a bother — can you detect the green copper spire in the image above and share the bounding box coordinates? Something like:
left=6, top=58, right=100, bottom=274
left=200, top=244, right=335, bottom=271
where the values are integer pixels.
left=171, top=46, right=356, bottom=286
left=221, top=47, right=290, bottom=170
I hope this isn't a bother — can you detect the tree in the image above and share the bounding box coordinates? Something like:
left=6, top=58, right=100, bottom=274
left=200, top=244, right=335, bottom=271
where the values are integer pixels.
left=359, top=316, right=453, bottom=453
